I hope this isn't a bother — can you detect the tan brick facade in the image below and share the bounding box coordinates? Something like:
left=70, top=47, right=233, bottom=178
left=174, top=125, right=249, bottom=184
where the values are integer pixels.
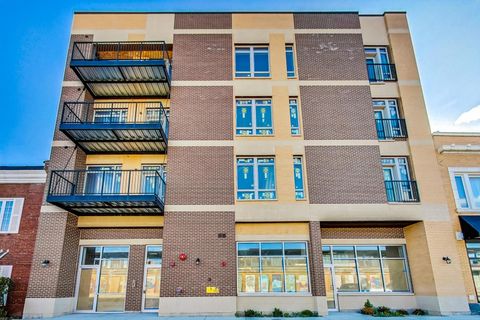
left=166, top=146, right=234, bottom=205
left=160, top=212, right=236, bottom=297
left=172, top=34, right=233, bottom=81
left=300, top=86, right=377, bottom=140
left=305, top=146, right=386, bottom=204
left=174, top=13, right=232, bottom=29
left=169, top=86, right=233, bottom=140
left=295, top=34, right=367, bottom=80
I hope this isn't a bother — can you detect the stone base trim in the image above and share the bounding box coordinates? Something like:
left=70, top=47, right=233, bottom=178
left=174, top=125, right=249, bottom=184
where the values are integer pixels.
left=237, top=296, right=327, bottom=316
left=338, top=294, right=416, bottom=312
left=23, top=297, right=75, bottom=318
left=415, top=295, right=470, bottom=315
left=158, top=296, right=236, bottom=316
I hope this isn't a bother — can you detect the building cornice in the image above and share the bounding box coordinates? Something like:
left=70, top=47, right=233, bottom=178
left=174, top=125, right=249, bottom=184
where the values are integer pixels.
left=438, top=144, right=480, bottom=154
left=0, top=170, right=46, bottom=184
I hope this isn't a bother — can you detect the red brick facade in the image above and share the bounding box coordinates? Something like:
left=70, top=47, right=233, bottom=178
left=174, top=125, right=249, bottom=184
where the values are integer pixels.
left=293, top=13, right=361, bottom=29
left=0, top=183, right=44, bottom=317
left=174, top=13, right=232, bottom=29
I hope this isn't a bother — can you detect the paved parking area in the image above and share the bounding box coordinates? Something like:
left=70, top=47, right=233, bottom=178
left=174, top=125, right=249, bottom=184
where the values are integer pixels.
left=50, top=312, right=479, bottom=320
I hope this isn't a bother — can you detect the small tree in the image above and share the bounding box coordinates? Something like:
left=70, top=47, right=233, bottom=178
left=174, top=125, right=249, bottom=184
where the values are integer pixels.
left=0, top=276, right=14, bottom=317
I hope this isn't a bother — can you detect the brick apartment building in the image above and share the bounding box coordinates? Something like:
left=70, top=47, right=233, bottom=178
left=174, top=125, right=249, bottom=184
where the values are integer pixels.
left=433, top=133, right=480, bottom=312
left=21, top=11, right=474, bottom=317
left=0, top=166, right=46, bottom=317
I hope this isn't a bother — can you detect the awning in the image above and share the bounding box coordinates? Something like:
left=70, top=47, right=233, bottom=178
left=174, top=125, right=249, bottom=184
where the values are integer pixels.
left=460, top=216, right=480, bottom=240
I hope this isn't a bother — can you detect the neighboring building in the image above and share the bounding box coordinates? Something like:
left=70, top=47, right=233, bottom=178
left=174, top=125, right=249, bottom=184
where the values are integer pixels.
left=0, top=166, right=46, bottom=317
left=433, top=132, right=480, bottom=312
left=22, top=11, right=471, bottom=317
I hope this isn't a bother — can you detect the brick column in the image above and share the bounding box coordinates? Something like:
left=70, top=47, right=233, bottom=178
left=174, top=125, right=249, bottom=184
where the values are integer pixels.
left=125, top=245, right=145, bottom=311
left=308, top=221, right=325, bottom=296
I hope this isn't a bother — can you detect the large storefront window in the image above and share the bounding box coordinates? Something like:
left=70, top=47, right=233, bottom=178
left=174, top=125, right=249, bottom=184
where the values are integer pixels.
left=237, top=242, right=310, bottom=294
left=466, top=242, right=480, bottom=302
left=322, top=245, right=411, bottom=293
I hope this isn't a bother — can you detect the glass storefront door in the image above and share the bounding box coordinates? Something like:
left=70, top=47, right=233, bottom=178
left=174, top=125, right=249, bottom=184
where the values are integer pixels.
left=324, top=265, right=337, bottom=310
left=142, top=245, right=162, bottom=311
left=76, top=246, right=129, bottom=313
left=466, top=242, right=480, bottom=302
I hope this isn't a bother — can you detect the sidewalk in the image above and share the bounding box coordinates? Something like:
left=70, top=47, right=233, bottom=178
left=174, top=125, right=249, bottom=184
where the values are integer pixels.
left=51, top=312, right=479, bottom=320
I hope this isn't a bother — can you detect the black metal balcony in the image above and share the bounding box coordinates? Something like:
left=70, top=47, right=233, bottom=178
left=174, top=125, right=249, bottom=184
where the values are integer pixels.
left=59, top=102, right=168, bottom=154
left=47, top=169, right=166, bottom=215
left=375, top=119, right=408, bottom=140
left=367, top=63, right=397, bottom=82
left=70, top=41, right=171, bottom=98
left=385, top=180, right=419, bottom=203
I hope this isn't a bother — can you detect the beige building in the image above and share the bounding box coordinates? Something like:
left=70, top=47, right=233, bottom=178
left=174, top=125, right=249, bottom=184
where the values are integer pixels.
left=21, top=11, right=474, bottom=317
left=433, top=132, right=480, bottom=312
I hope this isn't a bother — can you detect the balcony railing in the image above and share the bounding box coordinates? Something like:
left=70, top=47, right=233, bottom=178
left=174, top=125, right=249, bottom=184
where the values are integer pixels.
left=47, top=169, right=166, bottom=215
left=367, top=63, right=397, bottom=82
left=70, top=41, right=171, bottom=98
left=385, top=180, right=420, bottom=203
left=375, top=119, right=408, bottom=140
left=60, top=101, right=168, bottom=154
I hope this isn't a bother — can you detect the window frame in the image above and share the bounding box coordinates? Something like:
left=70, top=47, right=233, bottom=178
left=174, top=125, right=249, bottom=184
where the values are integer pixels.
left=381, top=157, right=412, bottom=181
left=289, top=98, right=301, bottom=136
left=0, top=198, right=23, bottom=234
left=235, top=99, right=274, bottom=136
left=285, top=45, right=296, bottom=78
left=293, top=156, right=306, bottom=200
left=449, top=167, right=480, bottom=212
left=236, top=157, right=277, bottom=201
left=364, top=47, right=391, bottom=64
left=323, top=244, right=413, bottom=294
left=236, top=241, right=311, bottom=296
left=235, top=45, right=271, bottom=78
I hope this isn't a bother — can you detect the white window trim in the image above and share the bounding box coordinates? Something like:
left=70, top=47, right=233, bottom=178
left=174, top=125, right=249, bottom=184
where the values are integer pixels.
left=93, top=108, right=128, bottom=123
left=0, top=198, right=24, bottom=234
left=236, top=241, right=311, bottom=296
left=236, top=157, right=277, bottom=201
left=323, top=244, right=413, bottom=294
left=381, top=157, right=411, bottom=181
left=449, top=167, right=480, bottom=212
left=236, top=99, right=274, bottom=136
left=364, top=47, right=390, bottom=64
left=373, top=99, right=400, bottom=120
left=235, top=46, right=271, bottom=78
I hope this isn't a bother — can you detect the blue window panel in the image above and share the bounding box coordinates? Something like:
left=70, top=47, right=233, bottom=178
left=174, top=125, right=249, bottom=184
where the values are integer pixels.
left=286, top=46, right=295, bottom=77
left=289, top=100, right=300, bottom=135
left=470, top=177, right=480, bottom=208
left=253, top=48, right=270, bottom=77
left=258, top=164, right=275, bottom=190
left=284, top=242, right=307, bottom=256
left=255, top=105, right=272, bottom=135
left=235, top=48, right=251, bottom=77
left=294, top=157, right=305, bottom=200
left=236, top=104, right=253, bottom=135
left=258, top=191, right=276, bottom=200
left=237, top=165, right=255, bottom=190
left=238, top=243, right=260, bottom=256
left=0, top=201, right=13, bottom=231
left=237, top=191, right=255, bottom=200
left=261, top=242, right=283, bottom=256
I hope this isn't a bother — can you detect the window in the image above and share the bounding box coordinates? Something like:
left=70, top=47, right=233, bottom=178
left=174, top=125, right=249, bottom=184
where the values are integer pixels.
left=144, top=245, right=162, bottom=310
left=365, top=47, right=394, bottom=82
left=466, top=242, right=480, bottom=302
left=293, top=157, right=305, bottom=200
left=322, top=245, right=411, bottom=293
left=0, top=265, right=12, bottom=305
left=0, top=199, right=23, bottom=233
left=235, top=46, right=270, bottom=78
left=93, top=109, right=128, bottom=123
left=237, top=242, right=310, bottom=294
left=382, top=157, right=417, bottom=202
left=236, top=99, right=273, bottom=136
left=289, top=98, right=300, bottom=135
left=237, top=157, right=276, bottom=200
left=285, top=45, right=295, bottom=78
left=373, top=99, right=405, bottom=140
left=84, top=166, right=122, bottom=195
left=451, top=169, right=480, bottom=210
left=141, top=165, right=166, bottom=195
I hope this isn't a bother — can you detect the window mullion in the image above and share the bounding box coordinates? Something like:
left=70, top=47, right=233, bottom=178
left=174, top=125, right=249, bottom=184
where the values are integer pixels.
left=250, top=47, right=255, bottom=77
left=282, top=242, right=287, bottom=293
left=252, top=100, right=257, bottom=133
left=0, top=202, right=4, bottom=230
left=379, top=251, right=387, bottom=292
left=254, top=159, right=259, bottom=199
left=465, top=174, right=477, bottom=209
left=354, top=246, right=361, bottom=292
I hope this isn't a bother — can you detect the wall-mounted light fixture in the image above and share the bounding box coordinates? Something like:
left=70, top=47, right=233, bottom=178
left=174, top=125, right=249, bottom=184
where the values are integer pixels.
left=195, top=258, right=201, bottom=265
left=442, top=256, right=452, bottom=264
left=41, top=260, right=50, bottom=267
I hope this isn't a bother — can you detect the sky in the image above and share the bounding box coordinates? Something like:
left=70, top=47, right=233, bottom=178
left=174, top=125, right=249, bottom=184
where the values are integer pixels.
left=0, top=0, right=479, bottom=166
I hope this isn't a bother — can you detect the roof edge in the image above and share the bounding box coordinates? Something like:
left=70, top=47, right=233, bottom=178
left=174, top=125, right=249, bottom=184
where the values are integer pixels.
left=433, top=131, right=480, bottom=137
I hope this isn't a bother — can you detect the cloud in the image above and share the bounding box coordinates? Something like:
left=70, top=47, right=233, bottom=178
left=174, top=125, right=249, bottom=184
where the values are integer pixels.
left=455, top=105, right=480, bottom=125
